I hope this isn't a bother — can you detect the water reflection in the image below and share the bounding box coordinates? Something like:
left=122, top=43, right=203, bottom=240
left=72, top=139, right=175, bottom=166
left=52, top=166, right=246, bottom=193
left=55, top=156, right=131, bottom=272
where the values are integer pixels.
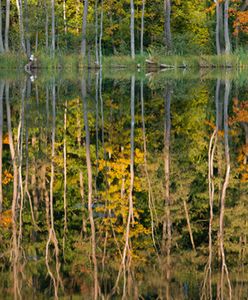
left=0, top=70, right=247, bottom=299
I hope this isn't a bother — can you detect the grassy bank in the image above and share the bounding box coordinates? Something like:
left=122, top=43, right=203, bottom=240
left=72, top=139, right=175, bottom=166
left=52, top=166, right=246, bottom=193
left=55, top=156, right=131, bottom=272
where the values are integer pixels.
left=0, top=50, right=247, bottom=71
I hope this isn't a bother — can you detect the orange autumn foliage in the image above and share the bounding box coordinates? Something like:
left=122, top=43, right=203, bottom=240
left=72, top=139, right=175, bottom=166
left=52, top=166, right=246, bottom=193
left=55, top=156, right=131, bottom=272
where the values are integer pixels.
left=230, top=99, right=248, bottom=124
left=3, top=134, right=9, bottom=145
left=237, top=145, right=248, bottom=183
left=0, top=210, right=12, bottom=228
left=2, top=170, right=13, bottom=185
left=233, top=11, right=248, bottom=36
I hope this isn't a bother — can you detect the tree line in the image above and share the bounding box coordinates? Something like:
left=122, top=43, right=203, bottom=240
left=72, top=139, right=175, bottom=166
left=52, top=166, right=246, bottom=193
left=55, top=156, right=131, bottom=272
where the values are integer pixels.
left=0, top=0, right=247, bottom=59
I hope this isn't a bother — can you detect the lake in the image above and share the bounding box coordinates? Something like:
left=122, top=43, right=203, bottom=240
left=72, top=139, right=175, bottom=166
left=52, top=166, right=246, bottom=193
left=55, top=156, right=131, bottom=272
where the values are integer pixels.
left=0, top=68, right=247, bottom=299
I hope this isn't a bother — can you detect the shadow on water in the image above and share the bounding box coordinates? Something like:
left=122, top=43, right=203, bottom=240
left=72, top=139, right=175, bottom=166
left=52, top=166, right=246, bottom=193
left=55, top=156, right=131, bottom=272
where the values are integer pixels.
left=0, top=68, right=247, bottom=299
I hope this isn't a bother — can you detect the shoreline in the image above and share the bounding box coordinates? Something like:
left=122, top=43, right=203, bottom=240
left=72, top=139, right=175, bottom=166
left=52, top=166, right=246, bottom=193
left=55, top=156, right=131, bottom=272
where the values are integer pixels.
left=0, top=52, right=247, bottom=71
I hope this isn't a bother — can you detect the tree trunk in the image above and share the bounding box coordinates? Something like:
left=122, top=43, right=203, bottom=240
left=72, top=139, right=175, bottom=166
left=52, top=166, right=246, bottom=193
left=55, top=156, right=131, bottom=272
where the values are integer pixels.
left=130, top=0, right=135, bottom=59
left=81, top=0, right=89, bottom=59
left=0, top=1, right=4, bottom=52
left=51, top=0, right=55, bottom=55
left=24, top=0, right=31, bottom=57
left=95, top=0, right=99, bottom=65
left=45, top=0, right=49, bottom=51
left=4, top=0, right=10, bottom=51
left=219, top=79, right=232, bottom=299
left=99, top=0, right=103, bottom=67
left=16, top=0, right=26, bottom=53
left=0, top=81, right=4, bottom=213
left=140, top=0, right=145, bottom=55
left=215, top=0, right=221, bottom=55
left=164, top=0, right=172, bottom=52
left=82, top=78, right=99, bottom=300
left=224, top=0, right=231, bottom=54
left=63, top=0, right=67, bottom=34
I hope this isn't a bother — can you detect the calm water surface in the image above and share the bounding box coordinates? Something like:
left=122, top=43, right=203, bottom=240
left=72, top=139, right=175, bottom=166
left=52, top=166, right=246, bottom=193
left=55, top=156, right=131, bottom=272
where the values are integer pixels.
left=0, top=69, right=247, bottom=299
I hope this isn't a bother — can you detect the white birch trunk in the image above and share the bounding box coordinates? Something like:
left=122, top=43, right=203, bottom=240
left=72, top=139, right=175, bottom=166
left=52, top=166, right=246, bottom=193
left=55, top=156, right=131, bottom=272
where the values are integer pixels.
left=4, top=0, right=10, bottom=51
left=130, top=0, right=135, bottom=59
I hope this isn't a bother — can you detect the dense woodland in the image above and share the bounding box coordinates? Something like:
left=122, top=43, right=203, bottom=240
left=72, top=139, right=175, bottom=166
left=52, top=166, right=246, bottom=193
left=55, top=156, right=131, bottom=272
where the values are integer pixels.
left=0, top=0, right=247, bottom=300
left=0, top=0, right=247, bottom=59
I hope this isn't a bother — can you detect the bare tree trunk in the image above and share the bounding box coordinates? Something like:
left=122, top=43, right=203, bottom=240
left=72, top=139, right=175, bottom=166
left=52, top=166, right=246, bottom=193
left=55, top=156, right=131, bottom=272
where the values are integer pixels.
left=82, top=78, right=99, bottom=300
left=16, top=0, right=26, bottom=53
left=164, top=0, right=172, bottom=52
left=0, top=1, right=4, bottom=53
left=45, top=0, right=49, bottom=51
left=63, top=0, right=67, bottom=34
left=95, top=0, right=99, bottom=65
left=215, top=0, right=221, bottom=55
left=99, top=0, right=103, bottom=67
left=162, top=84, right=172, bottom=300
left=81, top=0, right=89, bottom=59
left=24, top=0, right=31, bottom=57
left=224, top=0, right=231, bottom=54
left=162, top=85, right=172, bottom=253
left=35, top=31, right=39, bottom=52
left=130, top=0, right=135, bottom=59
left=63, top=100, right=67, bottom=257
left=51, top=0, right=55, bottom=56
left=140, top=0, right=145, bottom=55
left=4, top=0, right=10, bottom=51
left=141, top=79, right=157, bottom=248
left=0, top=80, right=4, bottom=213
left=6, top=82, right=18, bottom=212
left=219, top=79, right=232, bottom=299
left=45, top=80, right=63, bottom=299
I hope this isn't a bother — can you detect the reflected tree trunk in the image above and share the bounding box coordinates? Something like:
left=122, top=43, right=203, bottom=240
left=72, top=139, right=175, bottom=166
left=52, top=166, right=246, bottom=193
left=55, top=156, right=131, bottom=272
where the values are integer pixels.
left=82, top=78, right=99, bottom=300
left=162, top=83, right=172, bottom=299
left=219, top=79, right=232, bottom=299
left=63, top=100, right=68, bottom=257
left=76, top=98, right=86, bottom=233
left=6, top=82, right=21, bottom=300
left=201, top=79, right=218, bottom=299
left=0, top=80, right=4, bottom=213
left=141, top=79, right=157, bottom=248
left=45, top=81, right=62, bottom=300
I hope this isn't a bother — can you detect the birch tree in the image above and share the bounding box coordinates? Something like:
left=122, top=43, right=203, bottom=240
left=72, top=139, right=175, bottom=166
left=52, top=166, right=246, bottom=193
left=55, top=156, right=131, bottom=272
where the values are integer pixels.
left=140, top=0, right=145, bottom=55
left=130, top=0, right=135, bottom=59
left=81, top=0, right=89, bottom=58
left=4, top=0, right=10, bottom=51
left=0, top=81, right=4, bottom=213
left=224, top=0, right=231, bottom=54
left=16, top=0, right=26, bottom=53
left=51, top=0, right=55, bottom=55
left=0, top=0, right=4, bottom=53
left=164, top=0, right=172, bottom=51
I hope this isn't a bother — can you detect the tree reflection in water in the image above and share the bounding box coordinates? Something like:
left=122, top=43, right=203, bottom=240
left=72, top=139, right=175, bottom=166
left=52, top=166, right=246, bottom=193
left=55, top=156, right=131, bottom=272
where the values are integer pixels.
left=0, top=70, right=247, bottom=299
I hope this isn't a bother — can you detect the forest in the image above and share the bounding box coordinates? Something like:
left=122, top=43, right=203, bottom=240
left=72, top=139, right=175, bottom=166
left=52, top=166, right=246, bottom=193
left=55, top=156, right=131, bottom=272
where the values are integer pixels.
left=0, top=1, right=247, bottom=300
left=0, top=0, right=247, bottom=66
